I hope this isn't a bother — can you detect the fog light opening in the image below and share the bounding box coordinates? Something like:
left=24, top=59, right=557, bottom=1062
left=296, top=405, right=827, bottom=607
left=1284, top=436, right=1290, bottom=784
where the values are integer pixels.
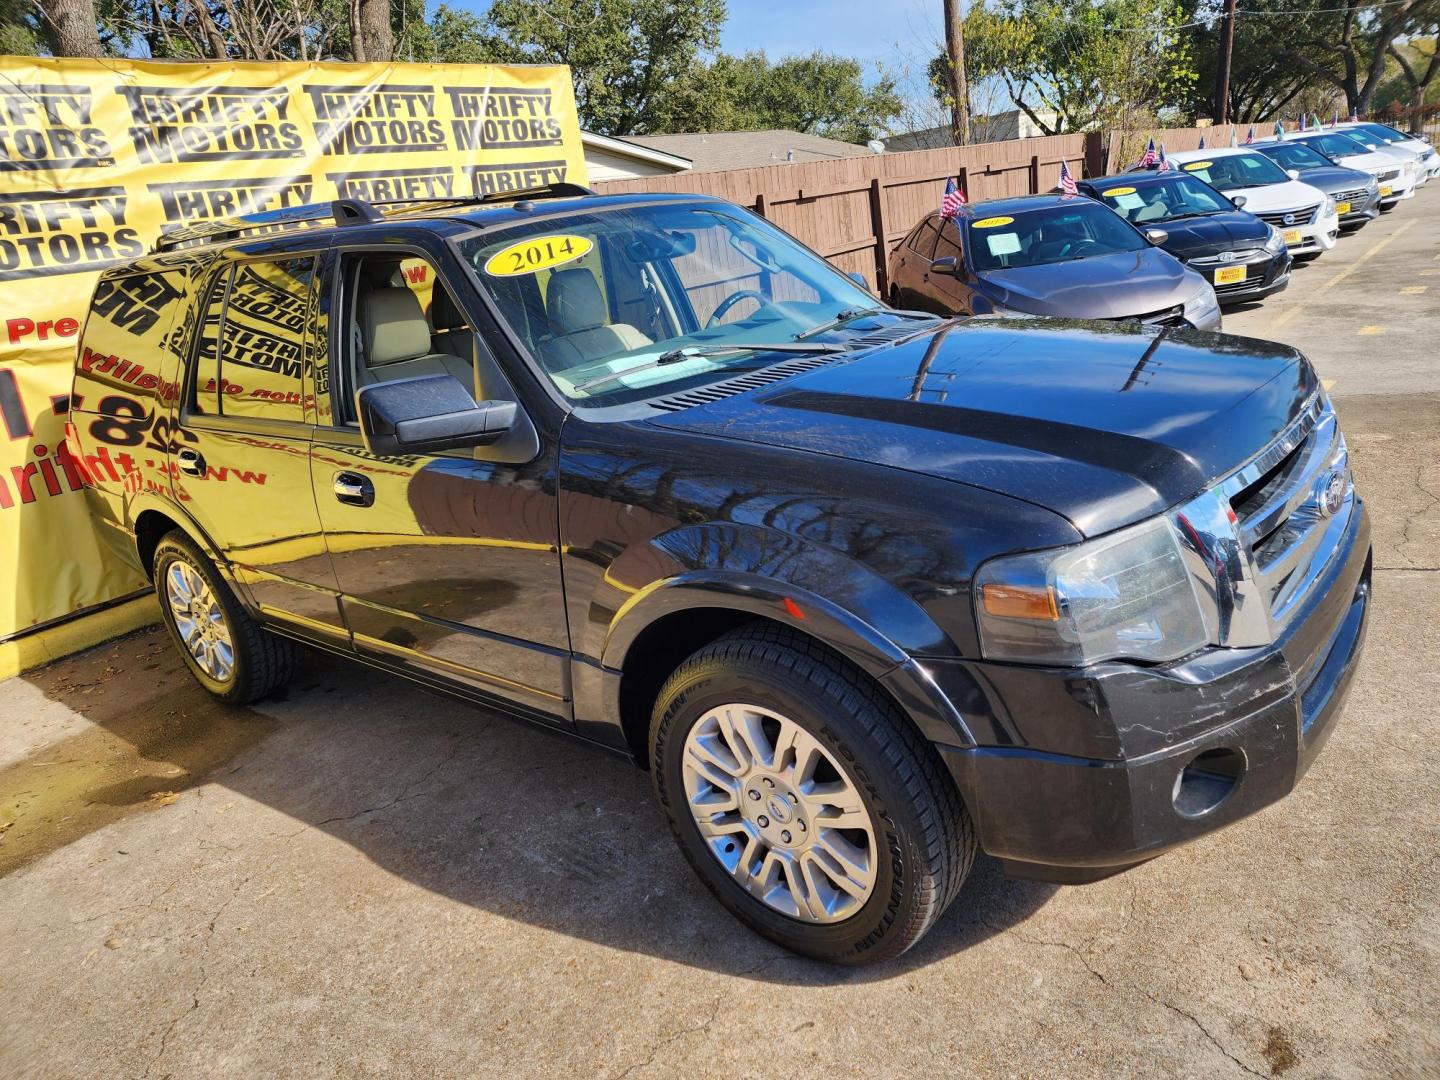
left=1173, top=747, right=1245, bottom=819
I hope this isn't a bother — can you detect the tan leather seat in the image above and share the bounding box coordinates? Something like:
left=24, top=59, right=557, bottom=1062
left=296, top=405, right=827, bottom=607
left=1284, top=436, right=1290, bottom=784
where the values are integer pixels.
left=360, top=288, right=474, bottom=387
left=540, top=268, right=652, bottom=372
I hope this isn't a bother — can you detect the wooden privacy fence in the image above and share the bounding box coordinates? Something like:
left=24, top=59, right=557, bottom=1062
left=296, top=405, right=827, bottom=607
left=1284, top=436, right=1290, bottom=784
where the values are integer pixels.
left=592, top=134, right=1091, bottom=294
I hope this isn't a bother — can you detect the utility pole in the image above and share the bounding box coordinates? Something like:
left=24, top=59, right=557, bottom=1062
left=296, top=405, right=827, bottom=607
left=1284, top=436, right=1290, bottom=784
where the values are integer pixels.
left=1214, top=0, right=1237, bottom=124
left=944, top=0, right=971, bottom=145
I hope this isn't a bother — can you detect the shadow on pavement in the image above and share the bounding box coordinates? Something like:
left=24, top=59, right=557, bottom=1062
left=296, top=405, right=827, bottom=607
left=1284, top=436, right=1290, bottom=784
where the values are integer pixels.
left=10, top=627, right=1057, bottom=984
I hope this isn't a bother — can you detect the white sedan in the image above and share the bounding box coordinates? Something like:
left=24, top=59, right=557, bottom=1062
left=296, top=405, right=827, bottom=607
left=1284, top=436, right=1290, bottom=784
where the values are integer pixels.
left=1336, top=121, right=1440, bottom=182
left=1131, top=147, right=1339, bottom=259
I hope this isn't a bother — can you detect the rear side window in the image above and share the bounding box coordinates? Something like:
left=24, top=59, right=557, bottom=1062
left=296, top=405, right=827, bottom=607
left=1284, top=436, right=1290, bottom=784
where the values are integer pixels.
left=907, top=218, right=942, bottom=258
left=191, top=256, right=315, bottom=423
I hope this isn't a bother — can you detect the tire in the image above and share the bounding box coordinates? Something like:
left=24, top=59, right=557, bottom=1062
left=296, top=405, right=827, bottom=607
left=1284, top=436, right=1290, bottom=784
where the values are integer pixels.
left=152, top=530, right=299, bottom=704
left=650, top=623, right=975, bottom=965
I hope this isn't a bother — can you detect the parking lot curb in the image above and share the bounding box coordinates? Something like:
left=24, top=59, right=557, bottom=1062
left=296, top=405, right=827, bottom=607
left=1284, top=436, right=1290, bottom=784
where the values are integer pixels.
left=0, top=595, right=159, bottom=681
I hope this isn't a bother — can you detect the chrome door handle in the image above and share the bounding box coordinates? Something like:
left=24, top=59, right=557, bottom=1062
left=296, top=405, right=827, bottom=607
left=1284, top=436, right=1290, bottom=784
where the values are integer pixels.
left=333, top=471, right=374, bottom=507
left=176, top=447, right=205, bottom=476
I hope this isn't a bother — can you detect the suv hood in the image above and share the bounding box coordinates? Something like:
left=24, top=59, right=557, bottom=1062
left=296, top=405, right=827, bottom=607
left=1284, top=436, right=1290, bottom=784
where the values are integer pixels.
left=978, top=247, right=1199, bottom=319
left=646, top=319, right=1318, bottom=537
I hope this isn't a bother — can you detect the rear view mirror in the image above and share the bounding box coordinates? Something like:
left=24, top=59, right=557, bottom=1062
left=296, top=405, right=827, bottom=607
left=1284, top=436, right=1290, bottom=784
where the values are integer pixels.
left=930, top=256, right=961, bottom=276
left=1144, top=228, right=1170, bottom=246
left=1231, top=195, right=1248, bottom=208
left=356, top=374, right=517, bottom=456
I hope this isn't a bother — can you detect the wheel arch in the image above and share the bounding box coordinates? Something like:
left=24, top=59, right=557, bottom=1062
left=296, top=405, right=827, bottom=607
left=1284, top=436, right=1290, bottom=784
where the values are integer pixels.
left=602, top=573, right=976, bottom=765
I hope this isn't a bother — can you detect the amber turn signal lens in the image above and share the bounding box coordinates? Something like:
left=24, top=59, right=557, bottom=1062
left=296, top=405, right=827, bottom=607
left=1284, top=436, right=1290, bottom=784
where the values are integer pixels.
left=981, top=583, right=1059, bottom=621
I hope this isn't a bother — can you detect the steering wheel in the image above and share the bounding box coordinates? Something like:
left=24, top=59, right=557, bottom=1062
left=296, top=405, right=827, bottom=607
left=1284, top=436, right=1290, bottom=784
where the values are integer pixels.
left=706, top=289, right=771, bottom=328
left=1064, top=239, right=1106, bottom=257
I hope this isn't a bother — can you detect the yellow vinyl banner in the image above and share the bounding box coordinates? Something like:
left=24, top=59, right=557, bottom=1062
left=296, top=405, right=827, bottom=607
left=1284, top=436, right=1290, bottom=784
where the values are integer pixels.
left=0, top=57, right=587, bottom=640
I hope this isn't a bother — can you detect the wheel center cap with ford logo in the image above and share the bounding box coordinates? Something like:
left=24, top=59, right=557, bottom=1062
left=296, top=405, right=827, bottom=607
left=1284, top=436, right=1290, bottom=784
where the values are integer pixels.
left=767, top=793, right=794, bottom=823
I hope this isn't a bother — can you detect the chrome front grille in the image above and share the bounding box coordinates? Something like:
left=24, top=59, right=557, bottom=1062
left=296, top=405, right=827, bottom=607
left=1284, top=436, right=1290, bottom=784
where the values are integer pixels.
left=1333, top=187, right=1369, bottom=207
left=1169, top=395, right=1353, bottom=646
left=1257, top=204, right=1320, bottom=228
left=1377, top=169, right=1400, bottom=183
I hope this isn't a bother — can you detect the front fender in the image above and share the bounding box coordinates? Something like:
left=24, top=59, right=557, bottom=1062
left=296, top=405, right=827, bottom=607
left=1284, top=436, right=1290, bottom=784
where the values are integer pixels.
left=591, top=523, right=977, bottom=747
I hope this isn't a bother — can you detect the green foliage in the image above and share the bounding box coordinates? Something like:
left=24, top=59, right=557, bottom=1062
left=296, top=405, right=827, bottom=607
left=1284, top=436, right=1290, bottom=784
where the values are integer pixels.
left=666, top=51, right=903, bottom=141
left=478, top=0, right=726, bottom=136
left=966, top=0, right=1197, bottom=133
left=0, top=0, right=41, bottom=54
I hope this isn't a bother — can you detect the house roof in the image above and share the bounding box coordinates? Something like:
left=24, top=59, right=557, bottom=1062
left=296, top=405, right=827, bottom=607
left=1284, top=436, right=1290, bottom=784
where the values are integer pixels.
left=621, top=130, right=873, bottom=172
left=580, top=130, right=692, bottom=171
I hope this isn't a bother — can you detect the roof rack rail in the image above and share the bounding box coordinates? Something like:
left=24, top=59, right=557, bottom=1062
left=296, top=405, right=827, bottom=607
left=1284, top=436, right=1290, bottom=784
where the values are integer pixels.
left=151, top=184, right=597, bottom=253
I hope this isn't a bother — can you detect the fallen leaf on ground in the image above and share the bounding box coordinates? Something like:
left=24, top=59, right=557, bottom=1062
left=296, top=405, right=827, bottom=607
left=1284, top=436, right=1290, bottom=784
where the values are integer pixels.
left=149, top=791, right=179, bottom=806
left=104, top=937, right=122, bottom=949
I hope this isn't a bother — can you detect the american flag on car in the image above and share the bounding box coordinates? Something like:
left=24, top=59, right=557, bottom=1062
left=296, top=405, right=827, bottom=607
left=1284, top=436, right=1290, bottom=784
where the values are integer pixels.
left=1058, top=160, right=1077, bottom=196
left=940, top=177, right=966, bottom=218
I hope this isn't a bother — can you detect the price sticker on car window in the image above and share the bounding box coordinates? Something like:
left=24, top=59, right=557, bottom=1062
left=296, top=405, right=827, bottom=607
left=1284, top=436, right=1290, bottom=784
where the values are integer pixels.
left=986, top=233, right=1022, bottom=256
left=1183, top=161, right=1213, bottom=172
left=484, top=234, right=594, bottom=277
left=1102, top=186, right=1136, bottom=197
left=971, top=216, right=1014, bottom=228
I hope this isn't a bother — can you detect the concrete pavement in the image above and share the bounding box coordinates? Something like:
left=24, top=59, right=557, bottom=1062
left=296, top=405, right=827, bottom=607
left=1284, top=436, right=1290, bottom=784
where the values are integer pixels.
left=1, top=186, right=1438, bottom=1080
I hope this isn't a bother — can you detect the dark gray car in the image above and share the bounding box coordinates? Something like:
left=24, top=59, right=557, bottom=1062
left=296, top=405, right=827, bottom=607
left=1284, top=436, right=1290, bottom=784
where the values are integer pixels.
left=888, top=194, right=1222, bottom=330
left=1252, top=140, right=1381, bottom=232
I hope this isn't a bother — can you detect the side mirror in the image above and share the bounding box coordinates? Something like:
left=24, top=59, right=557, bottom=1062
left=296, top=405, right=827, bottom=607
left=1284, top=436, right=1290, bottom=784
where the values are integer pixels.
left=1144, top=228, right=1170, bottom=246
left=356, top=374, right=516, bottom=456
left=847, top=270, right=869, bottom=289
left=1230, top=194, right=1248, bottom=208
left=1286, top=168, right=1301, bottom=180
left=930, top=255, right=961, bottom=276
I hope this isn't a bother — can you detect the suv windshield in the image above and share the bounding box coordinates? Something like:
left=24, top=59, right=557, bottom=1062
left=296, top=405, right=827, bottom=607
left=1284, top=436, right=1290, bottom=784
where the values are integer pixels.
left=963, top=201, right=1147, bottom=271
left=454, top=201, right=876, bottom=405
left=1177, top=152, right=1290, bottom=189
left=1259, top=142, right=1333, bottom=170
left=1091, top=175, right=1233, bottom=224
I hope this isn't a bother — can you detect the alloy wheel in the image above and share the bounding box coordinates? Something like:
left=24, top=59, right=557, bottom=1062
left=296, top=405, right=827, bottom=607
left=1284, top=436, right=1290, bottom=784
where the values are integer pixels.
left=680, top=704, right=878, bottom=923
left=164, top=559, right=235, bottom=683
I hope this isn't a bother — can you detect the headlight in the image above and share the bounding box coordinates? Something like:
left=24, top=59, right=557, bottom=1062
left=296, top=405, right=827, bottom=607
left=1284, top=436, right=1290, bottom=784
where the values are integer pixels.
left=1183, top=286, right=1219, bottom=321
left=1367, top=176, right=1380, bottom=193
left=1264, top=226, right=1287, bottom=253
left=1325, top=194, right=1337, bottom=214
left=974, top=517, right=1209, bottom=665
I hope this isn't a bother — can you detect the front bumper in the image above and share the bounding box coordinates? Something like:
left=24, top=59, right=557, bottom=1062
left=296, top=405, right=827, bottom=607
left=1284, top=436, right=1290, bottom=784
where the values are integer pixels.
left=1194, top=248, right=1292, bottom=305
left=1338, top=189, right=1382, bottom=230
left=932, top=499, right=1371, bottom=883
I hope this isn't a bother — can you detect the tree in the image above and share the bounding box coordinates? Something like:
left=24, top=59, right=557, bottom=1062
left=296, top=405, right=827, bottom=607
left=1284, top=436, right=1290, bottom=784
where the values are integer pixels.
left=351, top=0, right=392, bottom=60
left=1184, top=0, right=1334, bottom=123
left=34, top=0, right=104, bottom=54
left=1280, top=0, right=1437, bottom=115
left=479, top=0, right=726, bottom=136
left=943, top=0, right=971, bottom=144
left=668, top=51, right=903, bottom=141
left=1388, top=32, right=1440, bottom=130
left=965, top=0, right=1197, bottom=133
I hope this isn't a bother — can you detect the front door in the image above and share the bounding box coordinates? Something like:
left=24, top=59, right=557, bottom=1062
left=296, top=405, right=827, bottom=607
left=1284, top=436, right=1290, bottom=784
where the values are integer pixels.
left=309, top=236, right=571, bottom=725
left=928, top=217, right=977, bottom=316
left=174, top=245, right=346, bottom=641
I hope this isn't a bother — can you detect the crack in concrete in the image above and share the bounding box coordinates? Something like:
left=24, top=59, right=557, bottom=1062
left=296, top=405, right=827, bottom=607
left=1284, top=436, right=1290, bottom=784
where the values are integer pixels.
left=312, top=729, right=482, bottom=829
left=1151, top=996, right=1268, bottom=1078
left=607, top=996, right=722, bottom=1080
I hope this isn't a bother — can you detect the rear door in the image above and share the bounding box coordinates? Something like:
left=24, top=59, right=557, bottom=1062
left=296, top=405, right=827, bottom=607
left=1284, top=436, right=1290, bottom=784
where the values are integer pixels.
left=308, top=230, right=571, bottom=726
left=174, top=244, right=346, bottom=641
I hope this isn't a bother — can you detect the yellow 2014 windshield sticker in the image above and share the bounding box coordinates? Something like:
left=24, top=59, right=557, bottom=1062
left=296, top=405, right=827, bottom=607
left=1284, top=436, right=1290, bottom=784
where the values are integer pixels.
left=1102, top=186, right=1136, bottom=197
left=1183, top=161, right=1213, bottom=171
left=971, top=216, right=1014, bottom=228
left=484, top=234, right=594, bottom=277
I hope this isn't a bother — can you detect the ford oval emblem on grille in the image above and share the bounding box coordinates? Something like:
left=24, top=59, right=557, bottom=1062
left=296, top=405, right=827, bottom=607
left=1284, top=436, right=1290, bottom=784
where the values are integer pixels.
left=1283, top=213, right=1296, bottom=225
left=1319, top=471, right=1348, bottom=517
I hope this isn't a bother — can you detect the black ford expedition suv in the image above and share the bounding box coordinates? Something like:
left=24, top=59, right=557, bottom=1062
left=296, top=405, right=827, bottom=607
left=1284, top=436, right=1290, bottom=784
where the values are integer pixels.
left=69, top=189, right=1370, bottom=964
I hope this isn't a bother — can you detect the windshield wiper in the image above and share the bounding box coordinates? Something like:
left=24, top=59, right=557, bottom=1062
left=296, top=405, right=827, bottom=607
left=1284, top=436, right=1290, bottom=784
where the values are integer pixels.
left=795, top=306, right=930, bottom=341
left=574, top=342, right=847, bottom=394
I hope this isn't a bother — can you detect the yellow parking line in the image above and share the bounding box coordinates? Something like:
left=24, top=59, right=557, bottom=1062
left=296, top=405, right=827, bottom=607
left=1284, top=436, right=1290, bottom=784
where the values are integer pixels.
left=1400, top=285, right=1428, bottom=294
left=1358, top=326, right=1387, bottom=335
left=1271, top=221, right=1414, bottom=329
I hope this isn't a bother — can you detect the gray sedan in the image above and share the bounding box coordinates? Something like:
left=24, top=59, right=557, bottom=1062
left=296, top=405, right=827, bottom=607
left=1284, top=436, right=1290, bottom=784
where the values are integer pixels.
left=888, top=193, right=1222, bottom=330
left=1253, top=140, right=1381, bottom=232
